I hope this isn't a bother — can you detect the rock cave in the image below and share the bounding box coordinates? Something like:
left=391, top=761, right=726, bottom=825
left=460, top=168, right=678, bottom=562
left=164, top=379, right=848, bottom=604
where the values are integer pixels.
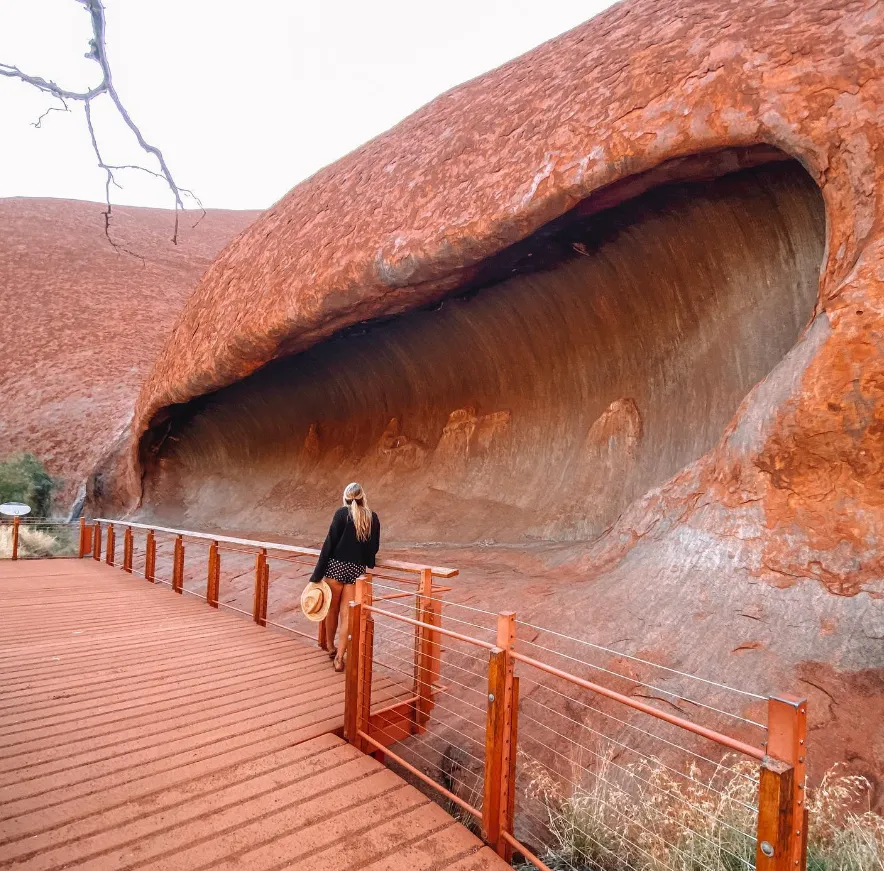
left=140, top=154, right=825, bottom=545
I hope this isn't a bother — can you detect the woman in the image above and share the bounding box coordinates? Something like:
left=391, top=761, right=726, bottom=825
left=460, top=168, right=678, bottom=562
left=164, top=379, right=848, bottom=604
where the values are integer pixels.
left=310, top=482, right=381, bottom=671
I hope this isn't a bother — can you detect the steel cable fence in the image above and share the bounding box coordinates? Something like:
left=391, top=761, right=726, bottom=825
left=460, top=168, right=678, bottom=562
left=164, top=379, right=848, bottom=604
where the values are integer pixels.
left=360, top=582, right=498, bottom=833
left=73, top=520, right=807, bottom=871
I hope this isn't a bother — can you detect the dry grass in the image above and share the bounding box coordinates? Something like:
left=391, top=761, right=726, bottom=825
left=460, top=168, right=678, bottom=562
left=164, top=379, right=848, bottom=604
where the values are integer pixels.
left=0, top=526, right=70, bottom=559
left=518, top=756, right=883, bottom=871
left=806, top=766, right=884, bottom=871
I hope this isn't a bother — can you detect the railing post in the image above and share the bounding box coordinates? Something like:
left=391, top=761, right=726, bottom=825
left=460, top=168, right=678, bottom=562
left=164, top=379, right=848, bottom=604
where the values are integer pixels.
left=145, top=530, right=156, bottom=582
left=757, top=758, right=797, bottom=871
left=484, top=611, right=516, bottom=855
left=253, top=549, right=268, bottom=625
left=413, top=568, right=437, bottom=732
left=344, top=599, right=363, bottom=744
left=77, top=517, right=88, bottom=558
left=172, top=534, right=184, bottom=594
left=504, top=674, right=520, bottom=863
left=207, top=541, right=220, bottom=607
left=356, top=574, right=374, bottom=752
left=11, top=516, right=19, bottom=560
left=92, top=522, right=101, bottom=561
left=123, top=527, right=133, bottom=573
left=105, top=523, right=115, bottom=566
left=757, top=696, right=808, bottom=871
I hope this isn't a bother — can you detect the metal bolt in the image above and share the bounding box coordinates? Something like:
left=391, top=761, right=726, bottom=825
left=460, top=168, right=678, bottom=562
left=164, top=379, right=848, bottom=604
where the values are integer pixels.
left=798, top=756, right=805, bottom=763
left=488, top=693, right=495, bottom=702
left=347, top=635, right=352, bottom=641
left=760, top=841, right=775, bottom=858
left=799, top=739, right=805, bottom=745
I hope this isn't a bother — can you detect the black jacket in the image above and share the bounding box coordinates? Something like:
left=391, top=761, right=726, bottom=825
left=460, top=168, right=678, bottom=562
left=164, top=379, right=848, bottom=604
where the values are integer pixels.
left=310, top=506, right=381, bottom=582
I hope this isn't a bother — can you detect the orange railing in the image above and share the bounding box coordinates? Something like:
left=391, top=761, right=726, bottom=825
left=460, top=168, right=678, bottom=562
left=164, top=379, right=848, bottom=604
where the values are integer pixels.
left=342, top=576, right=809, bottom=871
left=82, top=517, right=807, bottom=871
left=88, top=516, right=456, bottom=649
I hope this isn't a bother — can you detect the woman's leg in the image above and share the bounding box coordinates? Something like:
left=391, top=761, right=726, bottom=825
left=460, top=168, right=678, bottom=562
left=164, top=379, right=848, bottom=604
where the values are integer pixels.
left=333, top=583, right=357, bottom=670
left=322, top=579, right=344, bottom=654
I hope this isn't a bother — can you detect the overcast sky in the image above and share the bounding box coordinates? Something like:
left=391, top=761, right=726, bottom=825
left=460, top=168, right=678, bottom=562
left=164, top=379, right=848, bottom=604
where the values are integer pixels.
left=0, top=0, right=615, bottom=212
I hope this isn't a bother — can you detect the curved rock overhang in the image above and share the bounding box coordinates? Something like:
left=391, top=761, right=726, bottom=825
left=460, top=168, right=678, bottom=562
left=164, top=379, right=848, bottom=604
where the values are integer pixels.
left=138, top=151, right=826, bottom=546
left=112, top=0, right=884, bottom=590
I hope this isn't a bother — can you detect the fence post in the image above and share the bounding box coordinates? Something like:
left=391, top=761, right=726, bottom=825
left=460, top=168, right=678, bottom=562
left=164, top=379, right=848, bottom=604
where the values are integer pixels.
left=356, top=574, right=374, bottom=753
left=484, top=611, right=516, bottom=855
left=413, top=568, right=437, bottom=732
left=105, top=524, right=115, bottom=566
left=344, top=599, right=362, bottom=744
left=253, top=549, right=268, bottom=625
left=11, top=516, right=19, bottom=560
left=756, top=758, right=797, bottom=871
left=77, top=517, right=87, bottom=558
left=145, top=530, right=156, bottom=582
left=207, top=541, right=220, bottom=607
left=92, top=522, right=101, bottom=561
left=503, top=674, right=520, bottom=863
left=123, top=527, right=133, bottom=573
left=172, top=534, right=184, bottom=594
left=758, top=695, right=808, bottom=871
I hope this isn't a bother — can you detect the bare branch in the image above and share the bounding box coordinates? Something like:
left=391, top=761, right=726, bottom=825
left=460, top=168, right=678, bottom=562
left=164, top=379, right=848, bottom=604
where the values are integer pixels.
left=84, top=97, right=144, bottom=261
left=0, top=63, right=100, bottom=101
left=0, top=0, right=203, bottom=250
left=32, top=95, right=71, bottom=128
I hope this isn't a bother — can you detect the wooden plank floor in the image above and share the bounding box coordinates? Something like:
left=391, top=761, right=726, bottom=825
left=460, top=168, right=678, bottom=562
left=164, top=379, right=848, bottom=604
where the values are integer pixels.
left=0, top=559, right=506, bottom=871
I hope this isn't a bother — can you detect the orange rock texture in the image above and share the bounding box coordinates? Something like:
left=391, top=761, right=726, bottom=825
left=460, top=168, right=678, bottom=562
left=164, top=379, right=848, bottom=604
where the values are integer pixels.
left=0, top=199, right=257, bottom=511
left=121, top=0, right=882, bottom=591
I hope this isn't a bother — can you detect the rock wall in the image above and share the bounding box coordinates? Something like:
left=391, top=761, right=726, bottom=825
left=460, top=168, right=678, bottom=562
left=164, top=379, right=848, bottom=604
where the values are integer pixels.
left=105, top=0, right=884, bottom=595
left=145, top=161, right=826, bottom=544
left=0, top=198, right=258, bottom=512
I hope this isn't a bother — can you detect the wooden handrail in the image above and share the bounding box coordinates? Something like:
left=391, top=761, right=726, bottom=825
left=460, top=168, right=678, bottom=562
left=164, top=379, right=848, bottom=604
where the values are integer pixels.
left=94, top=518, right=458, bottom=578
left=365, top=605, right=496, bottom=650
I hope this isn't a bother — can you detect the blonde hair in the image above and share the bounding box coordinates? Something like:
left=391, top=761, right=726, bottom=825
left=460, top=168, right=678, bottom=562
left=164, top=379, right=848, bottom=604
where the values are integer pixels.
left=343, top=482, right=372, bottom=542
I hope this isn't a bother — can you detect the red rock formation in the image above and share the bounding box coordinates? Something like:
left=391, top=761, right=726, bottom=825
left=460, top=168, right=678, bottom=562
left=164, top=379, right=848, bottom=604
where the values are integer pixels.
left=0, top=198, right=258, bottom=511
left=115, top=0, right=882, bottom=587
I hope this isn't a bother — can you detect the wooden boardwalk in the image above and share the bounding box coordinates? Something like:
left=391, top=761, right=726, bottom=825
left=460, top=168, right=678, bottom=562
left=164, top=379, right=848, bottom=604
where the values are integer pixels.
left=0, top=560, right=506, bottom=871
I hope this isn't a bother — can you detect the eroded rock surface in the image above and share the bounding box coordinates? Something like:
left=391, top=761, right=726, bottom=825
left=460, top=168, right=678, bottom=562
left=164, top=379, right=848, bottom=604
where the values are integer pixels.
left=116, top=0, right=883, bottom=594
left=136, top=162, right=826, bottom=547
left=0, top=199, right=257, bottom=510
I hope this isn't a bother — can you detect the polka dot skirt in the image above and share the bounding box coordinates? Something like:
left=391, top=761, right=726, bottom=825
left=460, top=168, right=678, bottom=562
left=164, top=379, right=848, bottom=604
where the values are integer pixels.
left=325, top=558, right=366, bottom=585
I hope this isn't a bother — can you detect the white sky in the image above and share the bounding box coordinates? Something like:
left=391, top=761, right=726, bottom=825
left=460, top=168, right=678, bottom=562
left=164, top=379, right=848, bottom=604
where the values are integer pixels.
left=0, top=0, right=615, bottom=212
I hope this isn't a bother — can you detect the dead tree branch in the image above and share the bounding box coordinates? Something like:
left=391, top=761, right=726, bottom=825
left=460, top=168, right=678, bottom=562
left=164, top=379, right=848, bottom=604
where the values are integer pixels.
left=0, top=0, right=203, bottom=248
left=32, top=95, right=71, bottom=128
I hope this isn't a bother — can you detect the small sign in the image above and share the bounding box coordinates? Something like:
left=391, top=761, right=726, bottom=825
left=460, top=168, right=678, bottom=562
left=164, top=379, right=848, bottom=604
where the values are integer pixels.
left=0, top=502, right=31, bottom=517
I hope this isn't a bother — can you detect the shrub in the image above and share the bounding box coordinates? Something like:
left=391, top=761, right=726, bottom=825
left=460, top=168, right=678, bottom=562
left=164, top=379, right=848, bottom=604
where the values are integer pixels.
left=0, top=453, right=56, bottom=517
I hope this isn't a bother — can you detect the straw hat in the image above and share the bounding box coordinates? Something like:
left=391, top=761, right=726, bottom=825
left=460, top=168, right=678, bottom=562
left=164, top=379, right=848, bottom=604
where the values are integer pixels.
left=300, top=580, right=333, bottom=622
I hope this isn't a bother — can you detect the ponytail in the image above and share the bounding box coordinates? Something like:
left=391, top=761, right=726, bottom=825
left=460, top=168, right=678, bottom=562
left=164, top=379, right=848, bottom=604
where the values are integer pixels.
left=343, top=482, right=372, bottom=542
